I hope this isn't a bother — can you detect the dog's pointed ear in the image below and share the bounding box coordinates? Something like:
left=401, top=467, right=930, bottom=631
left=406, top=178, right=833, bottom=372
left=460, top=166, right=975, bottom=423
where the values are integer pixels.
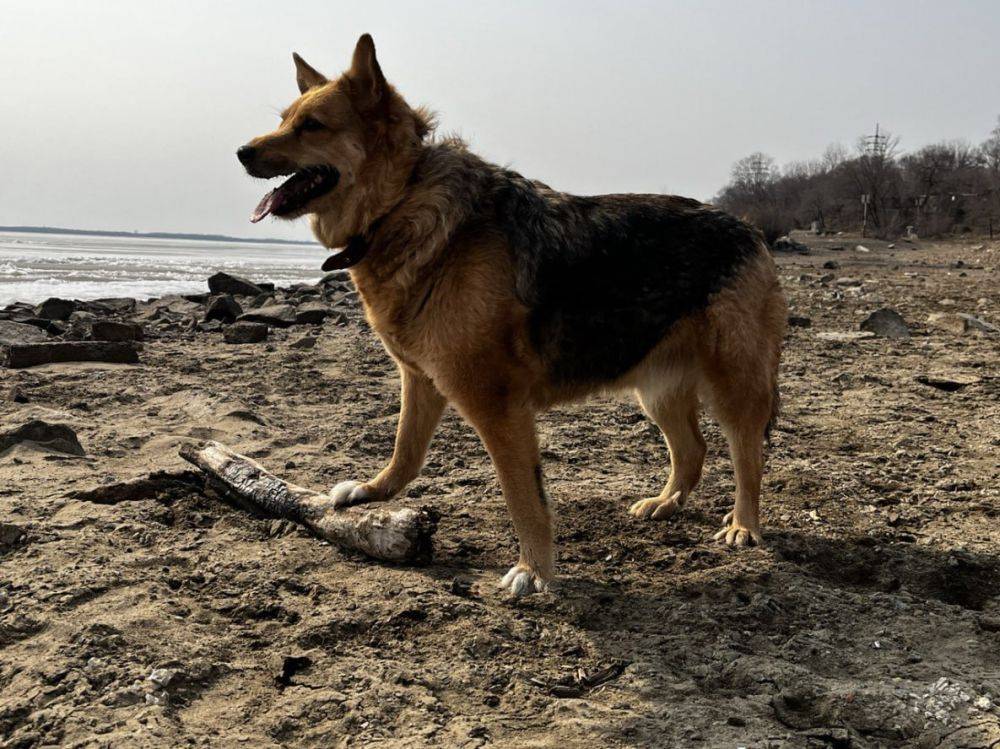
left=292, top=52, right=327, bottom=94
left=347, top=33, right=385, bottom=107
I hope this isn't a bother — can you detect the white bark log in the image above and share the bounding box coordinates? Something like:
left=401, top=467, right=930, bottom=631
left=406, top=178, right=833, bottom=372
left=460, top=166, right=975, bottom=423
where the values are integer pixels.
left=179, top=441, right=435, bottom=563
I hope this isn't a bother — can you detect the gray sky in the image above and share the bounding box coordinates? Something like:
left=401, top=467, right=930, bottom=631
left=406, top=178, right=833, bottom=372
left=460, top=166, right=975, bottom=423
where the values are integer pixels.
left=2, top=0, right=998, bottom=241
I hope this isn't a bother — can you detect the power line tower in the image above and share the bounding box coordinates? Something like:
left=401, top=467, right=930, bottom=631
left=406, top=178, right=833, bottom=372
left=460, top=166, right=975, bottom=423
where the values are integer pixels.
left=863, top=122, right=889, bottom=158
left=860, top=123, right=889, bottom=237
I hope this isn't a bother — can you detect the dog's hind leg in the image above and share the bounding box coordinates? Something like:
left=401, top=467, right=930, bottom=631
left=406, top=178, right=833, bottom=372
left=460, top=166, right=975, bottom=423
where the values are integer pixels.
left=629, top=381, right=706, bottom=521
left=330, top=366, right=446, bottom=507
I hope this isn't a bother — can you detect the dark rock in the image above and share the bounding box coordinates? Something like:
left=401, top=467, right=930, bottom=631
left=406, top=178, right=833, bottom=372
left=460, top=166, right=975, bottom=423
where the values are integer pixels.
left=915, top=373, right=981, bottom=392
left=182, top=292, right=212, bottom=304
left=257, top=282, right=276, bottom=293
left=204, top=295, right=243, bottom=324
left=788, top=316, right=812, bottom=328
left=772, top=235, right=810, bottom=254
left=208, top=272, right=263, bottom=297
left=289, top=335, right=318, bottom=350
left=223, top=322, right=269, bottom=344
left=0, top=320, right=50, bottom=346
left=33, top=297, right=76, bottom=321
left=320, top=270, right=350, bottom=286
left=294, top=303, right=331, bottom=325
left=197, top=320, right=224, bottom=333
left=0, top=420, right=85, bottom=456
left=7, top=385, right=28, bottom=403
left=248, top=293, right=275, bottom=309
left=0, top=522, right=26, bottom=548
left=237, top=305, right=297, bottom=328
left=859, top=308, right=910, bottom=339
left=822, top=260, right=839, bottom=269
left=2, top=341, right=139, bottom=368
left=90, top=297, right=137, bottom=314
left=90, top=320, right=144, bottom=342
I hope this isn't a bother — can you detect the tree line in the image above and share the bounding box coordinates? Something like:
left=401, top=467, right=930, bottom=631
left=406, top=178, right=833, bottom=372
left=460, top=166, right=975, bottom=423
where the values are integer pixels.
left=714, top=118, right=1000, bottom=242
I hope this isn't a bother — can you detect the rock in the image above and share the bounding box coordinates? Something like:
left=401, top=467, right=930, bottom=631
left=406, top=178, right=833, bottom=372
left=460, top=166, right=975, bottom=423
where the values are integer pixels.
left=147, top=668, right=178, bottom=688
left=0, top=522, right=25, bottom=548
left=2, top=341, right=139, bottom=368
left=835, top=277, right=862, bottom=287
left=33, top=297, right=76, bottom=321
left=915, top=373, right=982, bottom=392
left=204, top=295, right=243, bottom=324
left=289, top=335, right=318, bottom=350
left=223, top=322, right=269, bottom=344
left=772, top=235, right=810, bottom=254
left=7, top=385, right=28, bottom=403
left=90, top=320, right=144, bottom=342
left=91, top=297, right=137, bottom=315
left=815, top=331, right=876, bottom=343
left=294, top=303, right=332, bottom=325
left=855, top=244, right=871, bottom=253
left=0, top=420, right=85, bottom=456
left=320, top=270, right=350, bottom=286
left=237, top=304, right=297, bottom=328
left=859, top=308, right=910, bottom=339
left=822, top=260, right=839, bottom=270
left=10, top=317, right=63, bottom=335
left=207, top=272, right=263, bottom=297
left=887, top=243, right=896, bottom=249
left=927, top=312, right=997, bottom=335
left=788, top=316, right=812, bottom=328
left=197, top=320, right=223, bottom=333
left=0, top=320, right=50, bottom=346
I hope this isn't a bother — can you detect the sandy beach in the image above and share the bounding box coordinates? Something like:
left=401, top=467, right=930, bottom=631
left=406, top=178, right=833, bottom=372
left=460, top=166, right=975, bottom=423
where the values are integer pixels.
left=1, top=236, right=998, bottom=747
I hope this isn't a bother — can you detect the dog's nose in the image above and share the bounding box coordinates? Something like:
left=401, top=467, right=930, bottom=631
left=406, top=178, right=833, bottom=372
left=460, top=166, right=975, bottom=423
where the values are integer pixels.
left=236, top=145, right=257, bottom=166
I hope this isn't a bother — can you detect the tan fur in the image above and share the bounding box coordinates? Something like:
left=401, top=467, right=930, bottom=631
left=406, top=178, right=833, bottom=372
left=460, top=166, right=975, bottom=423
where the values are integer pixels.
left=241, top=36, right=787, bottom=592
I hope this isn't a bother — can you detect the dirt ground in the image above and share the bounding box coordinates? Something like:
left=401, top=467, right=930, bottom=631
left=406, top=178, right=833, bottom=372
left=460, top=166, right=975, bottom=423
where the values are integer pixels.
left=1, top=235, right=998, bottom=748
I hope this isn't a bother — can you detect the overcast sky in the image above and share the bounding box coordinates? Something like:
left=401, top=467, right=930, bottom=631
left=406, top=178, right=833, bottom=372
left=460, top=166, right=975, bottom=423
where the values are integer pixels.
left=2, top=0, right=998, bottom=241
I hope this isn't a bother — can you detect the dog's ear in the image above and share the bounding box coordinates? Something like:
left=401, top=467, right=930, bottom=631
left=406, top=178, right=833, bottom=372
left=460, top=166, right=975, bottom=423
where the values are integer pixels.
left=292, top=53, right=327, bottom=94
left=347, top=33, right=385, bottom=108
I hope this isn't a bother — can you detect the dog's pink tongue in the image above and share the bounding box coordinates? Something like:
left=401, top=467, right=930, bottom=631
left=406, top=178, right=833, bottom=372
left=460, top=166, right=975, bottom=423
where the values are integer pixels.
left=251, top=188, right=283, bottom=223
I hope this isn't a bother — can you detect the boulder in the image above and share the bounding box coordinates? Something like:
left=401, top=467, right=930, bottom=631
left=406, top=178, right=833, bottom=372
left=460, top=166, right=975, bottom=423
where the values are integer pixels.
left=90, top=320, right=144, bottom=342
left=294, top=303, right=332, bottom=325
left=224, top=322, right=269, bottom=344
left=204, top=294, right=243, bottom=324
left=860, top=308, right=910, bottom=339
left=0, top=320, right=49, bottom=346
left=237, top=304, right=297, bottom=328
left=0, top=522, right=25, bottom=548
left=34, top=297, right=76, bottom=321
left=0, top=420, right=85, bottom=456
left=208, top=272, right=264, bottom=297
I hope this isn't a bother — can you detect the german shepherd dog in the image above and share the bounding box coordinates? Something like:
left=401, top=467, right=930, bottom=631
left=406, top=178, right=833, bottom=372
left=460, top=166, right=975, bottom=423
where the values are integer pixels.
left=238, top=35, right=787, bottom=596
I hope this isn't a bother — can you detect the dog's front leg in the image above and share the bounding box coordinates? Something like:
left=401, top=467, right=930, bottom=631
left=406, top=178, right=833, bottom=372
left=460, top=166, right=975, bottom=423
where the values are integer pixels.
left=466, top=405, right=553, bottom=596
left=330, top=366, right=446, bottom=507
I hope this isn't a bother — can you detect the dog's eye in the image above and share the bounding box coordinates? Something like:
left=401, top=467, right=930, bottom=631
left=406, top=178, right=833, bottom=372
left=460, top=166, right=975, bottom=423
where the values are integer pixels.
left=299, top=116, right=327, bottom=133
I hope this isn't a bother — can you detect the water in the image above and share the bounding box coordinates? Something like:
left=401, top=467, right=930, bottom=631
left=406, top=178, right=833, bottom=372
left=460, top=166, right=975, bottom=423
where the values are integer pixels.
left=0, top=230, right=325, bottom=308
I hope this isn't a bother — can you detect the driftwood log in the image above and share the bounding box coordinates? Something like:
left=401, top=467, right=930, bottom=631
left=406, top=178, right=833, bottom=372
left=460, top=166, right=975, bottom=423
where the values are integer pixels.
left=179, top=441, right=436, bottom=563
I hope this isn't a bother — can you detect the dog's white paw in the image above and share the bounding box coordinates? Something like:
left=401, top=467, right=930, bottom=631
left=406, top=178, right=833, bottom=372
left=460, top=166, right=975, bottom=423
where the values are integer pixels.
left=499, top=565, right=549, bottom=597
left=329, top=480, right=374, bottom=508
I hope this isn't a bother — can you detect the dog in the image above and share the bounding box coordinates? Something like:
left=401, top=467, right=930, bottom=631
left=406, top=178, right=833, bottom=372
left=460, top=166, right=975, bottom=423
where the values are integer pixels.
left=238, top=34, right=787, bottom=596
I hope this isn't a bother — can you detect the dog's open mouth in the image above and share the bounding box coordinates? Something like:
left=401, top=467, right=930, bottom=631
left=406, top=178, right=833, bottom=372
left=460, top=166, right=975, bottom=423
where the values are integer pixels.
left=250, top=165, right=340, bottom=223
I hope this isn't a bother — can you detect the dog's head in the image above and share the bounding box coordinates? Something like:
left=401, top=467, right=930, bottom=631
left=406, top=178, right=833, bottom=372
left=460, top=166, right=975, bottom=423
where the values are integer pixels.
left=238, top=34, right=430, bottom=245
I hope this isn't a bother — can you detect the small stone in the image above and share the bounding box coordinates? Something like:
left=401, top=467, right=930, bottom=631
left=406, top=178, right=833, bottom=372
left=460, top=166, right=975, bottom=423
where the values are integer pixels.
left=822, top=260, right=839, bottom=270
left=855, top=244, right=871, bottom=253
left=223, top=322, right=269, bottom=344
left=835, top=277, right=862, bottom=287
left=289, top=335, right=318, bottom=350
left=294, top=303, right=332, bottom=325
left=860, top=308, right=910, bottom=339
left=147, top=668, right=177, bottom=688
left=787, top=316, right=812, bottom=328
left=0, top=522, right=26, bottom=548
